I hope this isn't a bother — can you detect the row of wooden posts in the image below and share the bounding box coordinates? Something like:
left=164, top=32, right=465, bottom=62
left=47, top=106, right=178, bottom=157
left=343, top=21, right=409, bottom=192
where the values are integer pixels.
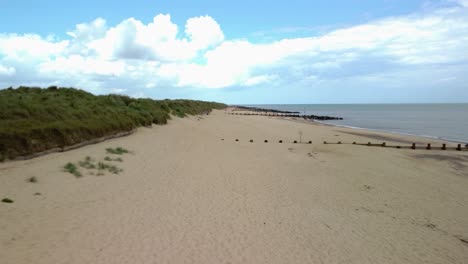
left=223, top=138, right=467, bottom=151
left=228, top=112, right=343, bottom=120
left=228, top=112, right=300, bottom=117
left=224, top=139, right=312, bottom=144
left=323, top=141, right=468, bottom=151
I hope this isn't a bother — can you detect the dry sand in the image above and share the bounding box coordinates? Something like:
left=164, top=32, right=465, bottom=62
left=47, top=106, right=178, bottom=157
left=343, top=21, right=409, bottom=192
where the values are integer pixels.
left=1, top=108, right=468, bottom=263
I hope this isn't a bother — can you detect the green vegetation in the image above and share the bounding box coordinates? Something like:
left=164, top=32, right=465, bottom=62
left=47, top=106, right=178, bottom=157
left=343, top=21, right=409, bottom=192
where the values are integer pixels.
left=64, top=162, right=82, bottom=177
left=106, top=147, right=129, bottom=155
left=65, top=153, right=125, bottom=177
left=97, top=161, right=122, bottom=174
left=78, top=156, right=96, bottom=169
left=104, top=156, right=123, bottom=162
left=0, top=86, right=226, bottom=161
left=2, top=198, right=14, bottom=203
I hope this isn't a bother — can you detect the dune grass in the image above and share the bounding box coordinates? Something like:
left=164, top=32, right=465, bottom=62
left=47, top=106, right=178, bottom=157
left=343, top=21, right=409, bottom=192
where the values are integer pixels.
left=0, top=86, right=226, bottom=161
left=65, top=154, right=125, bottom=177
left=78, top=156, right=96, bottom=169
left=64, top=162, right=82, bottom=177
left=104, top=156, right=123, bottom=162
left=106, top=147, right=129, bottom=155
left=97, top=161, right=123, bottom=174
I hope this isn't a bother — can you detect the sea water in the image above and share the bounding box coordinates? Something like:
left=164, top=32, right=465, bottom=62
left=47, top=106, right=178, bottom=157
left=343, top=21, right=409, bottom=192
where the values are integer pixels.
left=245, top=104, right=468, bottom=143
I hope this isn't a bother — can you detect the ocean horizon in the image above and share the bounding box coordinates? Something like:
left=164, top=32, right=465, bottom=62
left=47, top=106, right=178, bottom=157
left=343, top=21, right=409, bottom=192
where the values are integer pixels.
left=244, top=103, right=468, bottom=143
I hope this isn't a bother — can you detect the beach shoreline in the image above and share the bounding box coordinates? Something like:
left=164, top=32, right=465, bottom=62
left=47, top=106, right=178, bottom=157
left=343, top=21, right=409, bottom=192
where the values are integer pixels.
left=227, top=107, right=466, bottom=148
left=313, top=120, right=468, bottom=145
left=239, top=103, right=468, bottom=144
left=1, top=108, right=467, bottom=263
left=4, top=106, right=466, bottom=164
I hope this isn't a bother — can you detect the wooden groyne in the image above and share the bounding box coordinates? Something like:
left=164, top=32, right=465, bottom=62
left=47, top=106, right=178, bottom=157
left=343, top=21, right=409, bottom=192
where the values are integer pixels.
left=227, top=111, right=343, bottom=121
left=324, top=141, right=468, bottom=151
left=231, top=106, right=300, bottom=114
left=225, top=138, right=467, bottom=151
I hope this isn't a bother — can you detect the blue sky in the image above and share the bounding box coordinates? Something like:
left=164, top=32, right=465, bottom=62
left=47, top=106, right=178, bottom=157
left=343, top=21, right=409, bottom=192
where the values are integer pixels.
left=1, top=0, right=424, bottom=39
left=1, top=0, right=468, bottom=103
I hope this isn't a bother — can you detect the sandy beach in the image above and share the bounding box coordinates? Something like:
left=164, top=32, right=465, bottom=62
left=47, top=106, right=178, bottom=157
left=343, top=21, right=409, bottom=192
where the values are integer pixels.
left=1, top=108, right=467, bottom=263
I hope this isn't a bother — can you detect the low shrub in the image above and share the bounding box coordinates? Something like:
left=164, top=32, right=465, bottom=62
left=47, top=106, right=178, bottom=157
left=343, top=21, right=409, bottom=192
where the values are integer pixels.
left=78, top=156, right=96, bottom=169
left=0, top=87, right=226, bottom=161
left=64, top=162, right=82, bottom=177
left=106, top=147, right=129, bottom=155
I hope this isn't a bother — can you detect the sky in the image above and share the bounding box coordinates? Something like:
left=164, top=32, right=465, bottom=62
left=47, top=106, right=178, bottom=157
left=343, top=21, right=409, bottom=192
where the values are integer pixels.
left=0, top=0, right=468, bottom=104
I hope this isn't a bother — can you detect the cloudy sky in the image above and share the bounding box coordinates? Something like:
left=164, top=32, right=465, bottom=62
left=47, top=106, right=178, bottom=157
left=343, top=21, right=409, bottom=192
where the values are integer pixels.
left=1, top=0, right=468, bottom=103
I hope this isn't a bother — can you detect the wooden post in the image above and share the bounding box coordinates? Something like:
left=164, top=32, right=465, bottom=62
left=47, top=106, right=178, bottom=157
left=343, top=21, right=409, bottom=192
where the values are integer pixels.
left=367, top=142, right=371, bottom=146
left=457, top=144, right=462, bottom=151
left=323, top=141, right=327, bottom=144
left=250, top=139, right=253, bottom=143
left=279, top=140, right=283, bottom=143
left=411, top=143, right=416, bottom=150
left=382, top=142, right=386, bottom=147
left=235, top=139, right=239, bottom=142
left=426, top=143, right=431, bottom=150
left=264, top=140, right=268, bottom=143
left=293, top=140, right=298, bottom=144
left=338, top=141, right=342, bottom=144
left=442, top=143, right=446, bottom=150
left=352, top=142, right=356, bottom=144
left=308, top=141, right=312, bottom=144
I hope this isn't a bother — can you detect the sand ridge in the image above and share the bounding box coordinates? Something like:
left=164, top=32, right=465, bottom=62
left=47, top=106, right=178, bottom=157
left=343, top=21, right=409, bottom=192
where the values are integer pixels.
left=1, top=109, right=468, bottom=263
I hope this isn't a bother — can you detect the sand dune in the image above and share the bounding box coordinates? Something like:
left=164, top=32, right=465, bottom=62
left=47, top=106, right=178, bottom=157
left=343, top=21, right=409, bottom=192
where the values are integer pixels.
left=1, top=109, right=467, bottom=263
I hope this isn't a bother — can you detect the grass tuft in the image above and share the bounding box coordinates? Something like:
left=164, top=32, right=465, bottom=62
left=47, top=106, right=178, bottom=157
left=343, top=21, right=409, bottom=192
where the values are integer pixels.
left=106, top=147, right=129, bottom=155
left=65, top=156, right=125, bottom=177
left=97, top=161, right=123, bottom=174
left=64, top=162, right=82, bottom=177
left=104, top=156, right=123, bottom=162
left=78, top=156, right=96, bottom=169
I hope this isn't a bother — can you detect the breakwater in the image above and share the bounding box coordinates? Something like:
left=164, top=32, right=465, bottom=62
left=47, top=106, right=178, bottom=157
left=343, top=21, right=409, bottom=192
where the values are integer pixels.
left=229, top=106, right=343, bottom=121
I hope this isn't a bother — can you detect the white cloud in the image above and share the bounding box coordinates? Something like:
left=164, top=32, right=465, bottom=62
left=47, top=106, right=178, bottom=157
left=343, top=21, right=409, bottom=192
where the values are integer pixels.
left=39, top=55, right=126, bottom=76
left=0, top=33, right=68, bottom=60
left=243, top=74, right=277, bottom=86
left=67, top=18, right=107, bottom=42
left=1, top=4, right=468, bottom=96
left=185, top=16, right=224, bottom=49
left=0, top=65, right=15, bottom=76
left=454, top=0, right=468, bottom=7
left=84, top=14, right=224, bottom=62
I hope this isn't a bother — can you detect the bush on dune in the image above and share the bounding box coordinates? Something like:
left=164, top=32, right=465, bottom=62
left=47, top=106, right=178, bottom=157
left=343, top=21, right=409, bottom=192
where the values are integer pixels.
left=0, top=87, right=226, bottom=160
